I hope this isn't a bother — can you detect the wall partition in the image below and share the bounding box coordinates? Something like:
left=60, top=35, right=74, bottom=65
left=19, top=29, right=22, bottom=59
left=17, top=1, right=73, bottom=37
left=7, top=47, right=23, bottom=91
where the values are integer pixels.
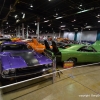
left=77, top=31, right=97, bottom=41
left=96, top=31, right=100, bottom=40
left=63, top=32, right=75, bottom=40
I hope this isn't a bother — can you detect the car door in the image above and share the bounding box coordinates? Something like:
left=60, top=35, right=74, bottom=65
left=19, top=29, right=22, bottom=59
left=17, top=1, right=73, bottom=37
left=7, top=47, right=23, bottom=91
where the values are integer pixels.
left=78, top=46, right=100, bottom=63
left=86, top=46, right=100, bottom=63
left=77, top=46, right=91, bottom=63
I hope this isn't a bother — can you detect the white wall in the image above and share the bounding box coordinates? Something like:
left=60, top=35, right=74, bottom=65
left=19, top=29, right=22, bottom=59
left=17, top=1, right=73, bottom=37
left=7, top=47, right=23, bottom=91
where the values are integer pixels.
left=32, top=31, right=97, bottom=41
left=63, top=32, right=75, bottom=40
left=77, top=31, right=97, bottom=41
left=31, top=33, right=61, bottom=39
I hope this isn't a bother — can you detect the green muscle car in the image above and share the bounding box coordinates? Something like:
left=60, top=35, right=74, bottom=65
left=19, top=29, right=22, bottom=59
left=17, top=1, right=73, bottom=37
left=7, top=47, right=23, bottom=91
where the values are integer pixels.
left=44, top=40, right=100, bottom=65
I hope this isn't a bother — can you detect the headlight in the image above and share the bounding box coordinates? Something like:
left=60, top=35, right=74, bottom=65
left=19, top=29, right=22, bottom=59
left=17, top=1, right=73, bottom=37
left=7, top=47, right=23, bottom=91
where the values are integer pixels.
left=45, top=64, right=48, bottom=67
left=3, top=70, right=9, bottom=75
left=42, top=69, right=46, bottom=71
left=48, top=63, right=52, bottom=66
left=10, top=68, right=15, bottom=73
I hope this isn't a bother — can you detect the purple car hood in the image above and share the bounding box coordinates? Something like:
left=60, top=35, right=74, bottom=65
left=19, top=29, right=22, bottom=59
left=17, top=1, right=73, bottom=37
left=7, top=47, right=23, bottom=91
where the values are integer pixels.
left=1, top=51, right=52, bottom=70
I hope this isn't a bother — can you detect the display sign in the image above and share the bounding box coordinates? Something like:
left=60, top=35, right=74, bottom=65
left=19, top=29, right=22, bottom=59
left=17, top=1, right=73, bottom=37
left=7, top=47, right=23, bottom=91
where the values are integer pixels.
left=63, top=61, right=74, bottom=68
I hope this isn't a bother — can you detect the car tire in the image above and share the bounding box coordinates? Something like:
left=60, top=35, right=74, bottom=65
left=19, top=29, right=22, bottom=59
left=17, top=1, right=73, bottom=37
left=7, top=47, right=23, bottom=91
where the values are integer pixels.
left=67, top=58, right=77, bottom=66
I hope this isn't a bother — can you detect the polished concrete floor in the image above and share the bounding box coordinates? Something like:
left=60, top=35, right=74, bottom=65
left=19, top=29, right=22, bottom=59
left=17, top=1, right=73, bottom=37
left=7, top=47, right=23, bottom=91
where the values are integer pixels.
left=1, top=64, right=100, bottom=100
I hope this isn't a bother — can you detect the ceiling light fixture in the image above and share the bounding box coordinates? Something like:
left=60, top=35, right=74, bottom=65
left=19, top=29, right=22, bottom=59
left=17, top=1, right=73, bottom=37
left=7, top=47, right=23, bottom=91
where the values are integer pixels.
left=6, top=22, right=8, bottom=24
left=48, top=0, right=51, bottom=1
left=56, top=13, right=58, bottom=16
left=30, top=4, right=33, bottom=8
left=74, top=28, right=78, bottom=29
left=53, top=15, right=57, bottom=17
left=60, top=25, right=66, bottom=27
left=56, top=16, right=63, bottom=19
left=44, top=20, right=49, bottom=22
left=35, top=23, right=37, bottom=25
left=78, top=7, right=83, bottom=10
left=77, top=8, right=93, bottom=14
left=16, top=19, right=20, bottom=23
left=72, top=19, right=76, bottom=22
left=85, top=26, right=92, bottom=28
left=22, top=13, right=25, bottom=19
left=14, top=15, right=18, bottom=19
left=80, top=4, right=82, bottom=7
left=98, top=20, right=100, bottom=22
left=48, top=24, right=51, bottom=26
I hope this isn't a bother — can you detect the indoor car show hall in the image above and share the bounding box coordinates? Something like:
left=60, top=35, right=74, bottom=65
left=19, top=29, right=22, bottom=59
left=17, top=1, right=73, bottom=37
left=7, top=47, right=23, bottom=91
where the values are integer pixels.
left=1, top=0, right=100, bottom=100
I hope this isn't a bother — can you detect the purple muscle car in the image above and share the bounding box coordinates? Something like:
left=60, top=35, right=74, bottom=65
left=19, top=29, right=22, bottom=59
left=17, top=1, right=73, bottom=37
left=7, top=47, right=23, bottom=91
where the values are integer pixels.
left=0, top=42, right=52, bottom=79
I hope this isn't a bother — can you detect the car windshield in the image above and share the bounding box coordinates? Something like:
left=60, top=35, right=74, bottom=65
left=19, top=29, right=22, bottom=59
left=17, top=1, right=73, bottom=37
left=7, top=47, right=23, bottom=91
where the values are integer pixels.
left=2, top=44, right=29, bottom=51
left=0, top=39, right=11, bottom=42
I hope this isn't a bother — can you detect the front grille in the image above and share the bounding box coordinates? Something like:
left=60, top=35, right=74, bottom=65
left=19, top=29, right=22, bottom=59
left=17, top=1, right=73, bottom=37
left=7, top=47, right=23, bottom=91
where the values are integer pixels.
left=2, top=65, right=52, bottom=78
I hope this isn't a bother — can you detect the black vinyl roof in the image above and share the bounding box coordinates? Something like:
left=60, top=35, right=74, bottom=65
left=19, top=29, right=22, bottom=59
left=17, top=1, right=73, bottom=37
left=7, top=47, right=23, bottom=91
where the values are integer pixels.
left=0, top=0, right=100, bottom=34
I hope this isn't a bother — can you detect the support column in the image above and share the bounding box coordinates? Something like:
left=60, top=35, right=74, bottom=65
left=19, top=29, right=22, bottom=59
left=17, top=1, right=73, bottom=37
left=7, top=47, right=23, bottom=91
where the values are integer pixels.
left=36, top=22, right=39, bottom=39
left=22, top=23, right=24, bottom=39
left=18, top=26, right=20, bottom=37
left=1, top=28, right=4, bottom=36
left=59, top=30, right=61, bottom=38
left=80, top=27, right=83, bottom=42
left=53, top=31, right=55, bottom=40
left=0, top=89, right=3, bottom=100
left=26, top=25, right=28, bottom=39
left=15, top=27, right=17, bottom=37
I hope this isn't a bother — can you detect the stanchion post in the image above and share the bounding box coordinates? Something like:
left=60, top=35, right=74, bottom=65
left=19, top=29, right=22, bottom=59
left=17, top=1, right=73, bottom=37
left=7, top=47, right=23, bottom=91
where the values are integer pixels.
left=52, top=57, right=56, bottom=83
left=0, top=88, right=3, bottom=100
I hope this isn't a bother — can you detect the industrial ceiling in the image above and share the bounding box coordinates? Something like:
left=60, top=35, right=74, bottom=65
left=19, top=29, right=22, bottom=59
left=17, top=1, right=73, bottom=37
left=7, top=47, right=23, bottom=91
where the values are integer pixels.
left=0, top=0, right=100, bottom=34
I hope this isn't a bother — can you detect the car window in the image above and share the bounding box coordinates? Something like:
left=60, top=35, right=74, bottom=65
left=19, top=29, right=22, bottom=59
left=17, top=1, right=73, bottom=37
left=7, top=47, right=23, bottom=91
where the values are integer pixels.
left=0, top=39, right=11, bottom=42
left=1, top=44, right=29, bottom=51
left=78, top=46, right=96, bottom=52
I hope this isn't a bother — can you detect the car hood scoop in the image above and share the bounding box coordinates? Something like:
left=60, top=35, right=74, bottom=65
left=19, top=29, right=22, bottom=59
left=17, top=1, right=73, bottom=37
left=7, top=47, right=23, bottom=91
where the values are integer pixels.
left=11, top=52, right=39, bottom=66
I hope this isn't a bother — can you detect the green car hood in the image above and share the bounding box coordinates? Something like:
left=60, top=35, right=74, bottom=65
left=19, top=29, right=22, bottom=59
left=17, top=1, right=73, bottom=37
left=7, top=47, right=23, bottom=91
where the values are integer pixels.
left=93, top=41, right=100, bottom=45
left=58, top=44, right=84, bottom=52
left=92, top=41, right=100, bottom=52
left=92, top=45, right=100, bottom=52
